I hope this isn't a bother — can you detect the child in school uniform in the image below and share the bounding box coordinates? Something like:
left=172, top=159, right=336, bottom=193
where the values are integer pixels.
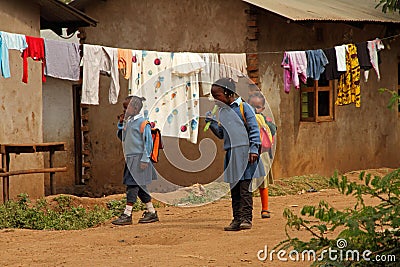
left=206, top=78, right=265, bottom=231
left=112, top=96, right=159, bottom=226
left=248, top=92, right=277, bottom=219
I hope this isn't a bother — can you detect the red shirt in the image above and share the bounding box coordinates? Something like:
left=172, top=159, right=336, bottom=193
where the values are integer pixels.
left=22, top=36, right=46, bottom=83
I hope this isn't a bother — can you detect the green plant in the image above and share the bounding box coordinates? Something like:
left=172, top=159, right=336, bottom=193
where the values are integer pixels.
left=0, top=194, right=113, bottom=230
left=376, top=0, right=400, bottom=13
left=378, top=88, right=400, bottom=110
left=277, top=169, right=400, bottom=266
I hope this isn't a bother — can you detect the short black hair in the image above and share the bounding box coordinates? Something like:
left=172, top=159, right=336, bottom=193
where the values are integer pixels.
left=129, top=96, right=146, bottom=111
left=212, top=77, right=236, bottom=96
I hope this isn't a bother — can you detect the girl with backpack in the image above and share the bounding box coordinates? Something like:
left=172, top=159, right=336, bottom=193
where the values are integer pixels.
left=206, top=78, right=265, bottom=231
left=112, top=96, right=159, bottom=225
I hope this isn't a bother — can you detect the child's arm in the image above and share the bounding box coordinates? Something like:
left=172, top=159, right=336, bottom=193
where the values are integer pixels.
left=117, top=122, right=124, bottom=141
left=243, top=103, right=261, bottom=155
left=140, top=123, right=152, bottom=163
left=205, top=112, right=224, bottom=139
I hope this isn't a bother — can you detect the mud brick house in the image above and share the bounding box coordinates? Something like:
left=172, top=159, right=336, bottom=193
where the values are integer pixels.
left=5, top=0, right=399, bottom=198
left=0, top=0, right=96, bottom=201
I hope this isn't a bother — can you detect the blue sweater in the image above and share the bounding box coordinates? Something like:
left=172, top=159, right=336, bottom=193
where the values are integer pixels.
left=208, top=98, right=260, bottom=154
left=117, top=115, right=153, bottom=163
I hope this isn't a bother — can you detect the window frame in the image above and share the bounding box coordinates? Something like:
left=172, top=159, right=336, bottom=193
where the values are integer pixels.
left=300, top=79, right=334, bottom=122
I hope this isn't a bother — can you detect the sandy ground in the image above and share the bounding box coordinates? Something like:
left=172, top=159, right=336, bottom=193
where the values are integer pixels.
left=0, top=169, right=392, bottom=267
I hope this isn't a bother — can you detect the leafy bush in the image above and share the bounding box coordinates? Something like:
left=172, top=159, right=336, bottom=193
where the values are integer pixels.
left=277, top=169, right=400, bottom=266
left=0, top=194, right=113, bottom=230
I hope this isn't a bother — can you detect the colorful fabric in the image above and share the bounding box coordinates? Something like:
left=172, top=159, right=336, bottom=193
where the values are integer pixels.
left=118, top=48, right=132, bottom=80
left=281, top=51, right=307, bottom=93
left=336, top=44, right=361, bottom=107
left=365, top=39, right=384, bottom=81
left=0, top=31, right=27, bottom=78
left=22, top=36, right=46, bottom=83
left=305, top=49, right=329, bottom=80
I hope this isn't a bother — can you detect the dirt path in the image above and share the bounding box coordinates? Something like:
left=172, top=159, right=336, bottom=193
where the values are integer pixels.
left=0, top=169, right=390, bottom=267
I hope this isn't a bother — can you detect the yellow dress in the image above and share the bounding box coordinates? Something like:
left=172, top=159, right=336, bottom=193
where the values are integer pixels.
left=336, top=44, right=361, bottom=107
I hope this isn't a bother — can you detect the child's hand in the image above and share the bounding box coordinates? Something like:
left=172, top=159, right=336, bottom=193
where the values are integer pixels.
left=205, top=111, right=216, bottom=123
left=248, top=153, right=258, bottom=164
left=140, top=162, right=149, bottom=170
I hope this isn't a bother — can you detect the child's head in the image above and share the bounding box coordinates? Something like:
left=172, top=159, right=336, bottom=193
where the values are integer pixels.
left=211, top=78, right=236, bottom=106
left=122, top=96, right=133, bottom=111
left=126, top=95, right=146, bottom=117
left=248, top=91, right=266, bottom=114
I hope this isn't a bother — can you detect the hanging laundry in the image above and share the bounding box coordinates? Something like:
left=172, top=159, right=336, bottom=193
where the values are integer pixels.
left=199, top=53, right=220, bottom=95
left=128, top=50, right=142, bottom=95
left=305, top=49, right=328, bottom=80
left=366, top=39, right=384, bottom=81
left=22, top=36, right=46, bottom=83
left=118, top=48, right=132, bottom=80
left=336, top=44, right=361, bottom=107
left=140, top=50, right=173, bottom=85
left=81, top=44, right=120, bottom=105
left=334, top=45, right=347, bottom=72
left=322, top=48, right=345, bottom=80
left=281, top=51, right=307, bottom=93
left=171, top=52, right=205, bottom=75
left=0, top=31, right=27, bottom=78
left=133, top=50, right=174, bottom=120
left=44, top=39, right=80, bottom=81
left=219, top=53, right=247, bottom=82
left=356, top=42, right=372, bottom=82
left=135, top=52, right=203, bottom=144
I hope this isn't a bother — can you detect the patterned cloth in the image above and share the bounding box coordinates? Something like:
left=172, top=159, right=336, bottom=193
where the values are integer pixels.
left=336, top=44, right=361, bottom=107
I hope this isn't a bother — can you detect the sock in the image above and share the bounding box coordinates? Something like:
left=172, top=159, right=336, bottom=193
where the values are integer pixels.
left=124, top=205, right=133, bottom=216
left=259, top=188, right=269, bottom=211
left=145, top=202, right=155, bottom=213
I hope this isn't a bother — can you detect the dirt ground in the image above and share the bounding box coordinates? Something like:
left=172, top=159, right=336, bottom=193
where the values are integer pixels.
left=0, top=168, right=392, bottom=267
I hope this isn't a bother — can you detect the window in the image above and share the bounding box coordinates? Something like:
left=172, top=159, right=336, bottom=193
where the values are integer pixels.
left=300, top=77, right=334, bottom=122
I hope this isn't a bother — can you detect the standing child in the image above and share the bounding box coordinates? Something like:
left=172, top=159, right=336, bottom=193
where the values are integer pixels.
left=206, top=78, right=265, bottom=231
left=248, top=92, right=276, bottom=219
left=112, top=96, right=159, bottom=226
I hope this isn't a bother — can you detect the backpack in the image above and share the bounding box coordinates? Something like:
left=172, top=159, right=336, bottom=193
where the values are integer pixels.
left=239, top=102, right=275, bottom=154
left=140, top=120, right=163, bottom=163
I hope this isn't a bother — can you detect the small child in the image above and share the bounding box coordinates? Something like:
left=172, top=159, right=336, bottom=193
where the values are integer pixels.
left=248, top=92, right=276, bottom=219
left=112, top=96, right=159, bottom=225
left=206, top=78, right=265, bottom=231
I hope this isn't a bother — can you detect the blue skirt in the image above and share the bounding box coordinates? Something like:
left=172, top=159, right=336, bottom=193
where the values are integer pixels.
left=123, top=154, right=157, bottom=186
left=224, top=146, right=266, bottom=185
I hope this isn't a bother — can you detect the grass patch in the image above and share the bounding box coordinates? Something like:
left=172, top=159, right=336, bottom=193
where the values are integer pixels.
left=266, top=174, right=333, bottom=196
left=0, top=194, right=162, bottom=230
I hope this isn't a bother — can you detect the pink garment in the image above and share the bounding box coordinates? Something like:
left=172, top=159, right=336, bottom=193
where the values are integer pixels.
left=281, top=51, right=307, bottom=93
left=365, top=39, right=384, bottom=81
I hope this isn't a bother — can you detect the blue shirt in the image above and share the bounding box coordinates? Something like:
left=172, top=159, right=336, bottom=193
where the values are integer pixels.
left=209, top=98, right=261, bottom=154
left=117, top=114, right=153, bottom=163
left=0, top=31, right=28, bottom=78
left=306, top=49, right=329, bottom=81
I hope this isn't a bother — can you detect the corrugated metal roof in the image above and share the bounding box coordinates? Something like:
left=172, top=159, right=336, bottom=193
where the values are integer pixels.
left=243, top=0, right=400, bottom=23
left=38, top=0, right=98, bottom=30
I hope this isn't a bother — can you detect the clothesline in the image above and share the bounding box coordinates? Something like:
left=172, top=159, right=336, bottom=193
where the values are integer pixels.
left=245, top=33, right=400, bottom=55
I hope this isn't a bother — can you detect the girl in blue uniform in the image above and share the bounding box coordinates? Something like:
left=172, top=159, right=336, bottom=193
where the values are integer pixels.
left=112, top=96, right=159, bottom=225
left=206, top=78, right=265, bottom=231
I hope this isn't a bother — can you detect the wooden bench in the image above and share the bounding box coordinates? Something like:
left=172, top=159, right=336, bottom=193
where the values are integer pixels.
left=0, top=142, right=67, bottom=203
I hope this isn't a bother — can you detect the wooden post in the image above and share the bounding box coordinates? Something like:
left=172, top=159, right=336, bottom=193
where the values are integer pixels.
left=2, top=153, right=10, bottom=202
left=49, top=150, right=55, bottom=195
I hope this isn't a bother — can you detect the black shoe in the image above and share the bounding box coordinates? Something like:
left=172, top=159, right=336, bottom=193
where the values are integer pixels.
left=138, top=211, right=159, bottom=223
left=261, top=210, right=271, bottom=219
left=111, top=214, right=132, bottom=225
left=224, top=220, right=241, bottom=231
left=240, top=219, right=252, bottom=230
